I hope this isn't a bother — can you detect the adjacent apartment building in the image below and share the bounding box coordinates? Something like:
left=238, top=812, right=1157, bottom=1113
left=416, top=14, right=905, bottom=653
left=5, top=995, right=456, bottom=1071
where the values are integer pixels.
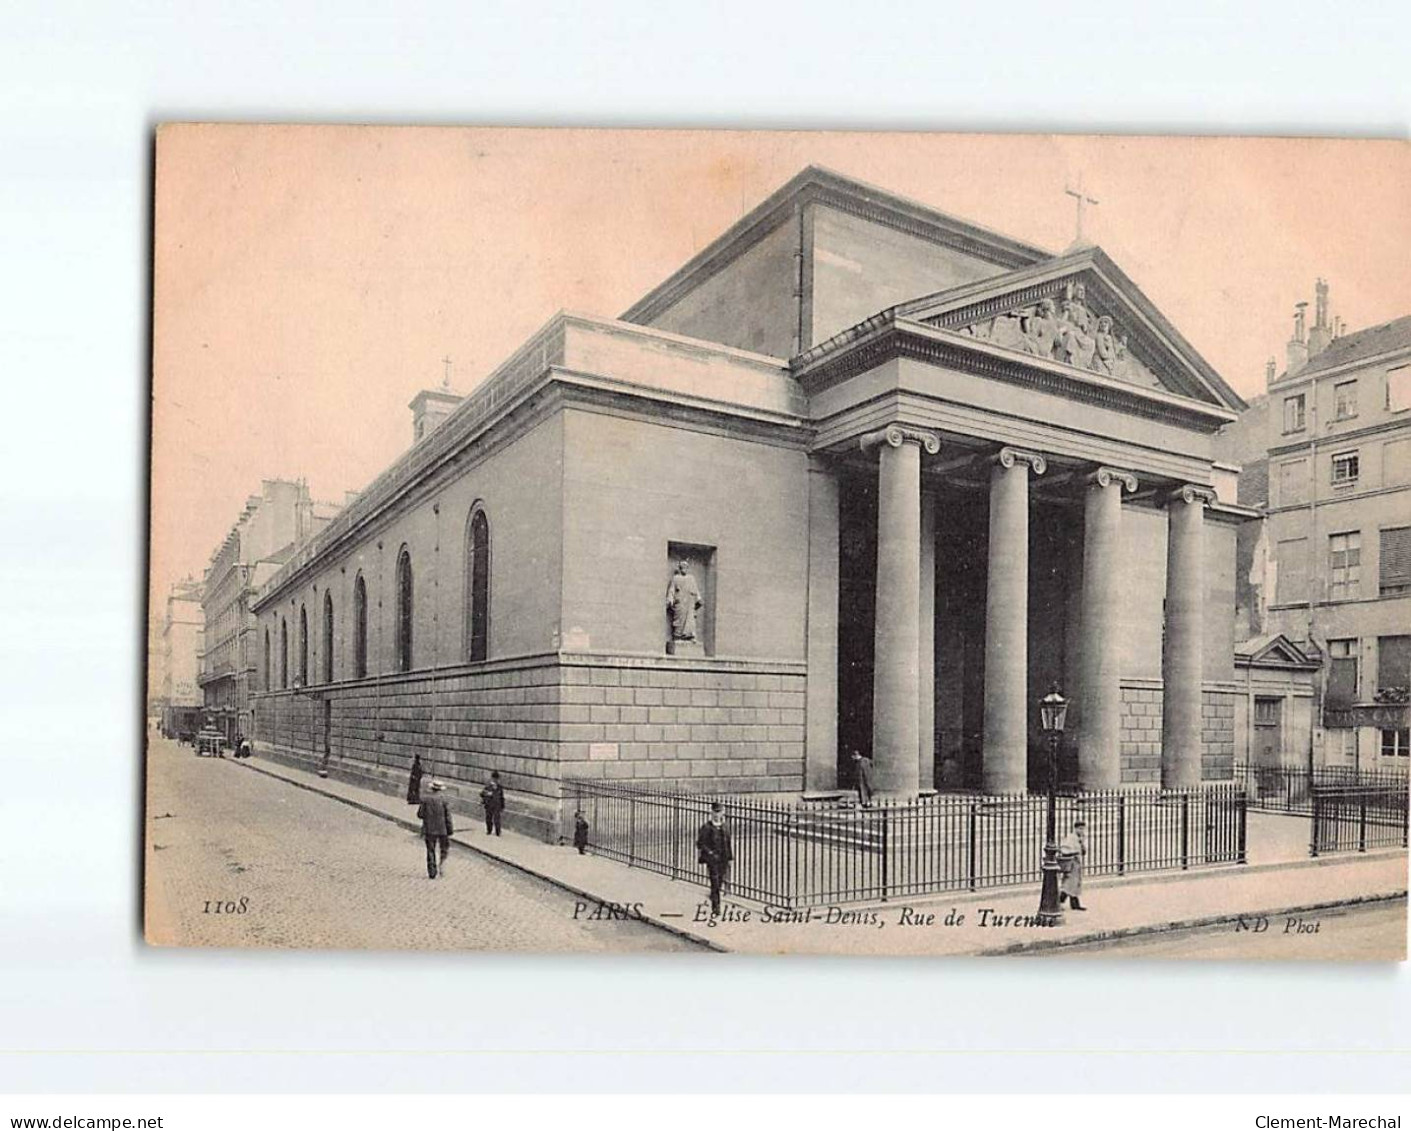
left=199, top=479, right=342, bottom=743
left=159, top=576, right=204, bottom=738
left=1226, top=280, right=1411, bottom=771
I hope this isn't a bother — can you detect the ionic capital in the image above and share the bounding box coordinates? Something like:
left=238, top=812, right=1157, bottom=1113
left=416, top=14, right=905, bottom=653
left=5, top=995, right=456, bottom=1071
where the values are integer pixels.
left=1086, top=466, right=1139, bottom=493
left=992, top=446, right=1047, bottom=475
left=1165, top=483, right=1218, bottom=507
left=859, top=424, right=941, bottom=456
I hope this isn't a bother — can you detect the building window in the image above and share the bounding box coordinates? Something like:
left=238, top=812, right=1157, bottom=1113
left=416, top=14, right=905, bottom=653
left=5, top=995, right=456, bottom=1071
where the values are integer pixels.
left=353, top=573, right=368, bottom=679
left=1326, top=638, right=1358, bottom=707
left=1254, top=697, right=1280, bottom=727
left=1380, top=527, right=1411, bottom=596
left=1277, top=459, right=1309, bottom=506
left=322, top=590, right=334, bottom=683
left=280, top=617, right=288, bottom=689
left=466, top=507, right=490, bottom=662
left=1330, top=451, right=1359, bottom=486
left=1377, top=635, right=1410, bottom=701
left=298, top=605, right=309, bottom=686
left=1381, top=728, right=1409, bottom=758
left=1386, top=438, right=1411, bottom=487
left=1387, top=365, right=1411, bottom=413
left=1275, top=537, right=1308, bottom=603
left=395, top=547, right=413, bottom=674
left=1334, top=379, right=1358, bottom=421
left=263, top=628, right=270, bottom=691
left=1283, top=394, right=1306, bottom=433
left=1328, top=532, right=1361, bottom=599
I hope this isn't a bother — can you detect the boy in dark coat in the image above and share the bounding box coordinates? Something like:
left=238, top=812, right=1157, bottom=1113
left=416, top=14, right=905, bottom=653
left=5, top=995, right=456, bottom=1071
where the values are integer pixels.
left=573, top=810, right=590, bottom=855
left=416, top=780, right=453, bottom=879
left=696, top=802, right=733, bottom=920
left=406, top=753, right=424, bottom=805
left=480, top=771, right=506, bottom=836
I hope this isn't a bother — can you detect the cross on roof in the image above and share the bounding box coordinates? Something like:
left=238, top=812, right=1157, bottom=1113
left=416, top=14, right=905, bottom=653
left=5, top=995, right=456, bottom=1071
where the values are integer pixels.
left=441, top=355, right=452, bottom=390
left=1064, top=175, right=1099, bottom=246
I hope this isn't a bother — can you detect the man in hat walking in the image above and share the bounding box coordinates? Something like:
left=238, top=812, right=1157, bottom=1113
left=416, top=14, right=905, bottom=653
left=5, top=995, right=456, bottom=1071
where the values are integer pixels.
left=480, top=770, right=506, bottom=836
left=696, top=802, right=733, bottom=921
left=850, top=749, right=875, bottom=807
left=417, top=780, right=454, bottom=880
left=1058, top=815, right=1087, bottom=911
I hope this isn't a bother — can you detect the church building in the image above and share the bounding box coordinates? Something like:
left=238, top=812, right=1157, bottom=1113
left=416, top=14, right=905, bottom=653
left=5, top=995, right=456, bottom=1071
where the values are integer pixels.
left=250, top=167, right=1252, bottom=838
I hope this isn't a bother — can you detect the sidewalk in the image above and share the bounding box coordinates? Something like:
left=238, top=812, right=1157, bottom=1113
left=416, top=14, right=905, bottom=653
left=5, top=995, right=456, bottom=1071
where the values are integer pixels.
left=236, top=755, right=1408, bottom=957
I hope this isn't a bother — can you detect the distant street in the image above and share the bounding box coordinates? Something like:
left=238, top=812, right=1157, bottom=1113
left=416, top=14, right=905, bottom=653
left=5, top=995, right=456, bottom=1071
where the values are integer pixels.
left=1036, top=897, right=1407, bottom=960
left=144, top=736, right=696, bottom=952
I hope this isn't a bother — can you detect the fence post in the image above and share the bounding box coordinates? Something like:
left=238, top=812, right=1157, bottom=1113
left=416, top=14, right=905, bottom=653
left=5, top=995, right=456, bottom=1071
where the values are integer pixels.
left=1237, top=786, right=1248, bottom=865
left=880, top=804, right=890, bottom=902
left=671, top=800, right=681, bottom=881
left=1117, top=794, right=1126, bottom=876
left=1310, top=787, right=1320, bottom=858
left=628, top=794, right=636, bottom=867
left=1359, top=792, right=1367, bottom=854
left=967, top=801, right=977, bottom=892
left=1180, top=792, right=1190, bottom=870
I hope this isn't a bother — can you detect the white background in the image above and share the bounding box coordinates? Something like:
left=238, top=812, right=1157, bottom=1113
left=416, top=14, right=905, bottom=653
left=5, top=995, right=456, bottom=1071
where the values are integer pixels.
left=1, top=0, right=1408, bottom=1096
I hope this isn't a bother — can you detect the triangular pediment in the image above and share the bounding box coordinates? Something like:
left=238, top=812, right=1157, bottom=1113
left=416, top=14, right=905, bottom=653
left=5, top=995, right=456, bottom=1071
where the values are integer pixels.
left=1237, top=634, right=1318, bottom=668
left=894, top=248, right=1244, bottom=410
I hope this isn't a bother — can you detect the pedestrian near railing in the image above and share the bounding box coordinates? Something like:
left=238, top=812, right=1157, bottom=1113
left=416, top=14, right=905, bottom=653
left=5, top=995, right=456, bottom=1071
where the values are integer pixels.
left=567, top=778, right=1247, bottom=909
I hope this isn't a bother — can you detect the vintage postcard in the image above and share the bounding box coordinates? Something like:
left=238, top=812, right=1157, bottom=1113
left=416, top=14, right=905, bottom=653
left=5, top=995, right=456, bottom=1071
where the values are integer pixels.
left=146, top=125, right=1410, bottom=957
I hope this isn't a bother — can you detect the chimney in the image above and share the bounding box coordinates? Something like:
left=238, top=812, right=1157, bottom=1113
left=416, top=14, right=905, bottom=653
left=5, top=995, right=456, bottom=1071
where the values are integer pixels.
left=1265, top=357, right=1277, bottom=386
left=1308, top=278, right=1332, bottom=358
left=1287, top=302, right=1309, bottom=375
left=409, top=387, right=463, bottom=445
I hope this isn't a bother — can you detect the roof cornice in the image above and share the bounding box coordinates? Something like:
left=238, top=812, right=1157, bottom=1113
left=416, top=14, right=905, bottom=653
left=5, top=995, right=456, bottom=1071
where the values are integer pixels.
left=794, top=314, right=1237, bottom=432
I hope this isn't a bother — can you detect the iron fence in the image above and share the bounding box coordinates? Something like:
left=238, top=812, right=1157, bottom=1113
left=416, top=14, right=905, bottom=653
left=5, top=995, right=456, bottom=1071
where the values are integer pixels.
left=1310, top=783, right=1409, bottom=856
left=1236, top=762, right=1408, bottom=817
left=567, top=779, right=1246, bottom=908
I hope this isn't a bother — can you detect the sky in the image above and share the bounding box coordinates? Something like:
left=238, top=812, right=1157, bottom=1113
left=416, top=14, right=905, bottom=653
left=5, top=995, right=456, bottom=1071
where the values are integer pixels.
left=150, top=126, right=1411, bottom=610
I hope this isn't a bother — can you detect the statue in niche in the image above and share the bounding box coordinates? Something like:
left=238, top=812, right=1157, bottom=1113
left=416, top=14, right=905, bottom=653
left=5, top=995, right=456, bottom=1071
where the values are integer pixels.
left=1020, top=297, right=1061, bottom=358
left=666, top=559, right=704, bottom=651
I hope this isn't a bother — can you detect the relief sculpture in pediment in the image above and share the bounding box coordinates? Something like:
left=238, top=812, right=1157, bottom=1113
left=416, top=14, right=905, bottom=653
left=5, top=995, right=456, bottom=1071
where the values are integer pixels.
left=956, top=280, right=1143, bottom=383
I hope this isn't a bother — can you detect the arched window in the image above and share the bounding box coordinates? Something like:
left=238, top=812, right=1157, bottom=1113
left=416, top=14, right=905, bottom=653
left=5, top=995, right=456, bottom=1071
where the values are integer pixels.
left=298, top=604, right=309, bottom=686
left=465, top=507, right=490, bottom=662
left=280, top=617, right=288, bottom=689
left=353, top=573, right=368, bottom=679
left=395, top=547, right=413, bottom=673
left=263, top=628, right=271, bottom=691
left=322, top=590, right=334, bottom=683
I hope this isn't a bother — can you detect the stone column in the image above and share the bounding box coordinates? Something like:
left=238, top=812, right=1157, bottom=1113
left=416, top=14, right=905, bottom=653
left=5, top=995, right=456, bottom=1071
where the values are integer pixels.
left=805, top=459, right=840, bottom=789
left=919, top=487, right=937, bottom=790
left=1077, top=467, right=1138, bottom=788
left=982, top=447, right=1046, bottom=795
left=863, top=424, right=940, bottom=794
left=1162, top=484, right=1216, bottom=789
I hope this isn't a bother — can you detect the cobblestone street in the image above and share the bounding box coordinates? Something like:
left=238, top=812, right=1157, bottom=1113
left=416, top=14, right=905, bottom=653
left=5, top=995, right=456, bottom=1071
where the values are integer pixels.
left=143, top=736, right=696, bottom=952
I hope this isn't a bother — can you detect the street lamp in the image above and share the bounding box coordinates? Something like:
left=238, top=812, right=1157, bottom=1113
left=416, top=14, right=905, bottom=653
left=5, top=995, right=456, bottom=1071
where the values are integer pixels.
left=1037, top=684, right=1069, bottom=927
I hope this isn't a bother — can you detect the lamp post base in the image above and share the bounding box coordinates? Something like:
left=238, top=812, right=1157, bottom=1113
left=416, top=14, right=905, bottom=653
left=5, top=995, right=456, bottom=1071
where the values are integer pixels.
left=1037, top=842, right=1065, bottom=927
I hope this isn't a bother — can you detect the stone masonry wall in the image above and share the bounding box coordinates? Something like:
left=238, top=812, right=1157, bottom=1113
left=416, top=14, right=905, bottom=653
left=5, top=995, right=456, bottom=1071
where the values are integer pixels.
left=252, top=653, right=807, bottom=841
left=1119, top=684, right=1237, bottom=784
left=555, top=661, right=806, bottom=794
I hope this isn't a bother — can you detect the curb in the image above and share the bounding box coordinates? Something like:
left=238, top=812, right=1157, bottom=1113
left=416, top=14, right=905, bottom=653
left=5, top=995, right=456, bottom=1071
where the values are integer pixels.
left=972, top=891, right=1408, bottom=957
left=232, top=756, right=1404, bottom=959
left=234, top=758, right=725, bottom=953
